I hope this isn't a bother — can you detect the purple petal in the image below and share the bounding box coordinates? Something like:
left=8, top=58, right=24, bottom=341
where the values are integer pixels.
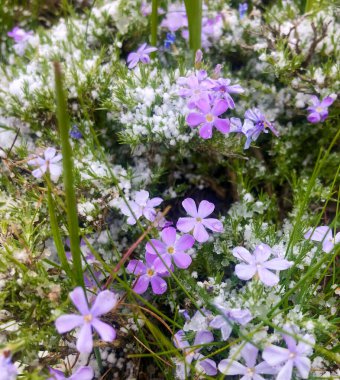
left=143, top=46, right=157, bottom=54
left=194, top=330, right=214, bottom=346
left=32, top=166, right=47, bottom=178
left=263, top=258, right=292, bottom=270
left=27, top=156, right=45, bottom=167
left=241, top=343, right=258, bottom=368
left=127, top=52, right=138, bottom=63
left=186, top=113, right=205, bottom=127
left=50, top=153, right=62, bottom=163
left=196, top=98, right=211, bottom=114
left=253, top=243, right=272, bottom=263
left=69, top=366, right=94, bottom=380
left=49, top=163, right=62, bottom=177
left=232, top=247, right=253, bottom=264
left=212, top=99, right=228, bottom=116
left=127, top=259, right=146, bottom=275
left=209, top=315, right=226, bottom=329
left=296, top=334, right=315, bottom=356
left=175, top=234, right=195, bottom=251
left=197, top=200, right=214, bottom=218
left=173, top=252, right=192, bottom=269
left=199, top=123, right=213, bottom=139
left=193, top=223, right=209, bottom=243
left=44, top=147, right=57, bottom=160
left=150, top=276, right=167, bottom=294
left=220, top=323, right=233, bottom=340
left=140, top=55, right=151, bottom=64
left=145, top=239, right=167, bottom=255
left=218, top=359, right=247, bottom=375
left=128, top=59, right=139, bottom=69
left=307, top=112, right=321, bottom=123
left=135, top=190, right=149, bottom=204
left=186, top=75, right=199, bottom=89
left=235, top=263, right=256, bottom=280
left=197, top=358, right=217, bottom=376
left=91, top=318, right=116, bottom=342
left=182, top=198, right=198, bottom=217
left=227, top=84, right=244, bottom=94
left=257, top=267, right=279, bottom=286
left=228, top=309, right=253, bottom=325
left=262, top=345, right=290, bottom=366
left=176, top=217, right=196, bottom=233
left=70, top=287, right=90, bottom=315
left=154, top=255, right=172, bottom=272
left=174, top=330, right=190, bottom=349
left=201, top=218, right=223, bottom=232
left=294, top=356, right=311, bottom=378
left=161, top=227, right=177, bottom=245
left=76, top=323, right=93, bottom=353
left=320, top=96, right=334, bottom=107
left=276, top=360, right=293, bottom=380
left=304, top=226, right=332, bottom=242
left=255, top=360, right=278, bottom=375
left=214, top=118, right=230, bottom=134
left=147, top=197, right=163, bottom=207
left=55, top=314, right=84, bottom=334
left=133, top=275, right=150, bottom=294
left=137, top=43, right=147, bottom=52
left=90, top=290, right=117, bottom=317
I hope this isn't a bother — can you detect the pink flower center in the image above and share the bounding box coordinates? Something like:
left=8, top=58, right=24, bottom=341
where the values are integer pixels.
left=167, top=246, right=175, bottom=254
left=84, top=314, right=93, bottom=323
left=205, top=114, right=214, bottom=123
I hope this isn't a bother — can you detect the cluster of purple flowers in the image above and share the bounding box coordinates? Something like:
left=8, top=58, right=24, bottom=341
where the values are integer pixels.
left=126, top=197, right=223, bottom=295
left=7, top=26, right=33, bottom=56
left=304, top=225, right=339, bottom=253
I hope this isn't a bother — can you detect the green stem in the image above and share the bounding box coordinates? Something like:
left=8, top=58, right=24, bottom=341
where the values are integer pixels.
left=150, top=0, right=158, bottom=47
left=305, top=0, right=314, bottom=12
left=184, top=0, right=202, bottom=52
left=54, top=61, right=84, bottom=288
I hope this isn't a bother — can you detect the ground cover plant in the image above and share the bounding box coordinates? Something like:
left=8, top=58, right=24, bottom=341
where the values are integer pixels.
left=0, top=0, right=339, bottom=379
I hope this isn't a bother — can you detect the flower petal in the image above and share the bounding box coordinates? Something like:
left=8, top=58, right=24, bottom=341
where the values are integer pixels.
left=145, top=239, right=167, bottom=255
left=199, top=123, right=213, bottom=139
left=193, top=223, right=209, bottom=243
left=70, top=287, right=90, bottom=315
left=241, top=343, right=258, bottom=368
left=182, top=198, right=198, bottom=217
left=257, top=267, right=279, bottom=286
left=175, top=234, right=195, bottom=251
left=133, top=275, right=150, bottom=294
left=90, top=290, right=118, bottom=317
left=262, top=344, right=290, bottom=366
left=262, top=258, right=292, bottom=270
left=176, top=217, right=196, bottom=233
left=150, top=276, right=167, bottom=294
left=320, top=96, right=334, bottom=107
left=32, top=165, right=47, bottom=178
left=255, top=360, right=277, bottom=375
left=276, top=360, right=293, bottom=380
left=196, top=98, right=211, bottom=114
left=69, top=366, right=94, bottom=380
left=307, top=112, right=321, bottom=123
left=232, top=247, right=253, bottom=264
left=186, top=113, right=205, bottom=127
left=44, top=147, right=57, bottom=160
left=294, top=356, right=311, bottom=379
left=197, top=200, right=214, bottom=218
left=76, top=323, right=93, bottom=353
left=194, top=330, right=214, bottom=346
left=218, top=359, right=247, bottom=375
left=201, top=218, right=223, bottom=232
left=235, top=263, right=256, bottom=280
left=147, top=197, right=163, bottom=207
left=304, top=226, right=332, bottom=242
left=212, top=99, right=228, bottom=116
left=214, top=118, right=230, bottom=134
left=49, top=163, right=62, bottom=177
left=161, top=227, right=177, bottom=245
left=92, top=318, right=116, bottom=342
left=173, top=252, right=192, bottom=269
left=127, top=260, right=146, bottom=275
left=55, top=314, right=84, bottom=334
left=253, top=243, right=272, bottom=262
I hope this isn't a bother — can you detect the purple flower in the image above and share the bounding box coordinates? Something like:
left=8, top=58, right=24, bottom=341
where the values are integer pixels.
left=27, top=147, right=62, bottom=180
left=307, top=96, right=334, bottom=123
left=7, top=27, right=33, bottom=56
left=127, top=43, right=157, bottom=69
left=160, top=4, right=188, bottom=32
left=48, top=366, right=94, bottom=380
left=140, top=2, right=164, bottom=16
left=232, top=243, right=293, bottom=286
left=127, top=254, right=169, bottom=295
left=210, top=307, right=253, bottom=340
left=0, top=353, right=17, bottom=380
left=164, top=32, right=176, bottom=49
left=304, top=226, right=339, bottom=253
left=263, top=325, right=315, bottom=380
left=70, top=125, right=82, bottom=139
left=177, top=71, right=212, bottom=109
left=177, top=198, right=223, bottom=243
left=174, top=330, right=217, bottom=378
left=186, top=98, right=230, bottom=139
left=242, top=108, right=279, bottom=149
left=121, top=190, right=163, bottom=225
left=211, top=78, right=244, bottom=109
left=219, top=342, right=276, bottom=379
left=145, top=227, right=195, bottom=271
left=238, top=3, right=248, bottom=19
left=55, top=287, right=117, bottom=353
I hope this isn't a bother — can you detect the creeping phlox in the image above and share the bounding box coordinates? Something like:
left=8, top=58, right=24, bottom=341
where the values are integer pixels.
left=126, top=196, right=223, bottom=295
left=306, top=95, right=335, bottom=124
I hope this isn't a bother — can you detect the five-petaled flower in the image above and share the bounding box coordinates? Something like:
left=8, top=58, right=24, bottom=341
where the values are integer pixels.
left=232, top=243, right=292, bottom=286
left=263, top=325, right=315, bottom=380
left=186, top=98, right=230, bottom=139
left=0, top=353, right=17, bottom=380
left=211, top=78, right=244, bottom=109
left=307, top=95, right=334, bottom=123
left=48, top=366, right=94, bottom=380
left=55, top=287, right=117, bottom=353
left=145, top=226, right=195, bottom=271
left=219, top=342, right=276, bottom=379
left=127, top=43, right=157, bottom=69
left=177, top=198, right=223, bottom=243
left=304, top=226, right=339, bottom=253
left=28, top=147, right=62, bottom=180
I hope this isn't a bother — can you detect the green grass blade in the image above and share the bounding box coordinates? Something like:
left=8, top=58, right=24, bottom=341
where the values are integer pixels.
left=151, top=0, right=158, bottom=47
left=184, top=0, right=202, bottom=51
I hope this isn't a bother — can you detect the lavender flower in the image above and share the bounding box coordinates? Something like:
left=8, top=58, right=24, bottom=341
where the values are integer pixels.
left=238, top=3, right=248, bottom=19
left=127, top=254, right=169, bottom=295
left=242, top=108, right=279, bottom=149
left=164, top=33, right=176, bottom=49
left=121, top=190, right=163, bottom=225
left=210, top=307, right=253, bottom=340
left=211, top=78, right=244, bottom=109
left=48, top=366, right=94, bottom=380
left=307, top=95, right=334, bottom=123
left=177, top=198, right=223, bottom=243
left=160, top=4, right=188, bottom=32
left=8, top=27, right=33, bottom=56
left=145, top=226, right=195, bottom=271
left=304, top=226, right=339, bottom=253
left=263, top=325, right=315, bottom=380
left=140, top=1, right=164, bottom=16
left=186, top=98, right=230, bottom=139
left=70, top=125, right=82, bottom=139
left=178, top=71, right=212, bottom=109
left=0, top=353, right=17, bottom=380
left=127, top=43, right=157, bottom=69
left=219, top=342, right=276, bottom=379
left=232, top=243, right=293, bottom=286
left=55, top=287, right=117, bottom=353
left=27, top=147, right=62, bottom=180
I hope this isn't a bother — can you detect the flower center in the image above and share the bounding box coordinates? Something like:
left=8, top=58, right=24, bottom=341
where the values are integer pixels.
left=289, top=352, right=296, bottom=359
left=247, top=367, right=255, bottom=375
left=167, top=246, right=175, bottom=254
left=196, top=217, right=202, bottom=222
left=316, top=106, right=324, bottom=113
left=84, top=314, right=93, bottom=323
left=205, top=114, right=214, bottom=123
left=147, top=268, right=154, bottom=277
left=219, top=86, right=227, bottom=92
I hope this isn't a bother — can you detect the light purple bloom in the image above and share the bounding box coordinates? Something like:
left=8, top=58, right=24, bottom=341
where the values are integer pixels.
left=27, top=147, right=62, bottom=180
left=219, top=342, right=276, bottom=379
left=242, top=108, right=279, bottom=149
left=140, top=1, right=164, bottom=16
left=177, top=198, right=223, bottom=243
left=263, top=325, right=315, bottom=380
left=304, top=226, right=340, bottom=253
left=145, top=227, right=195, bottom=271
left=8, top=27, right=33, bottom=56
left=307, top=96, right=334, bottom=123
left=211, top=78, right=244, bottom=109
left=48, top=366, right=94, bottom=380
left=121, top=190, right=163, bottom=225
left=195, top=49, right=203, bottom=66
left=55, top=287, right=117, bottom=353
left=186, top=98, right=230, bottom=139
left=160, top=4, right=188, bottom=32
left=127, top=254, right=169, bottom=295
left=127, top=43, right=157, bottom=69
left=239, top=3, right=248, bottom=19
left=0, top=354, right=17, bottom=380
left=232, top=243, right=293, bottom=286
left=210, top=307, right=253, bottom=340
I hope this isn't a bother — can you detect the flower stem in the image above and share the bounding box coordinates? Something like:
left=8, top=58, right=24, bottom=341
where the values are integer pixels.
left=184, top=0, right=202, bottom=52
left=151, top=0, right=158, bottom=48
left=54, top=61, right=84, bottom=288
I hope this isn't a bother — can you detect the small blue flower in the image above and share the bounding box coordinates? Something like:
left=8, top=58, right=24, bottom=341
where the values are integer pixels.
left=164, top=33, right=176, bottom=49
left=238, top=2, right=248, bottom=19
left=70, top=125, right=82, bottom=139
